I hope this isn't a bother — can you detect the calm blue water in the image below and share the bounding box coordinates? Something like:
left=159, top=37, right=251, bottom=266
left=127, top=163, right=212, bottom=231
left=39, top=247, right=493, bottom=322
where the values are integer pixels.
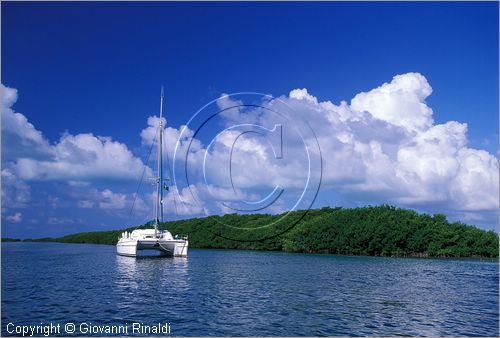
left=2, top=243, right=498, bottom=336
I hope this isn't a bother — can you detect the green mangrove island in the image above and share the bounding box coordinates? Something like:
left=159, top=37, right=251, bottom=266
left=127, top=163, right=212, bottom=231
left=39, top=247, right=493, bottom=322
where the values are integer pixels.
left=4, top=206, right=498, bottom=258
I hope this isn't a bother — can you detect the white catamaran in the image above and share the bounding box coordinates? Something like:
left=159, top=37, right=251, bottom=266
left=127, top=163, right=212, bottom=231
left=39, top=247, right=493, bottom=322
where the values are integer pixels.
left=116, top=88, right=188, bottom=257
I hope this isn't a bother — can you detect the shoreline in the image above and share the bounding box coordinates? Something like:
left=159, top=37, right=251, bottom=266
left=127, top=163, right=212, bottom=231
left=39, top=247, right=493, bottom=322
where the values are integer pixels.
left=3, top=206, right=498, bottom=259
left=3, top=239, right=498, bottom=261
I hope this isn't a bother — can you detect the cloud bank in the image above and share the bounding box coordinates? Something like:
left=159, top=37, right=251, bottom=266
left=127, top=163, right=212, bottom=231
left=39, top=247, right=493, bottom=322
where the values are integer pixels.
left=141, top=73, right=498, bottom=224
left=1, top=73, right=498, bottom=235
left=284, top=73, right=498, bottom=214
left=1, top=84, right=152, bottom=229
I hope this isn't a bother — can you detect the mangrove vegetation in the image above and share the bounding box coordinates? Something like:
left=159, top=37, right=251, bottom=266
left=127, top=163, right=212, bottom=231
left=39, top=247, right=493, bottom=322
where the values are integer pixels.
left=5, top=205, right=498, bottom=258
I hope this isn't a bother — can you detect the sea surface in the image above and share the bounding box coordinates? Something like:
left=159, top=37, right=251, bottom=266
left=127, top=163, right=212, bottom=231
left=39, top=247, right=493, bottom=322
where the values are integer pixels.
left=1, top=242, right=498, bottom=336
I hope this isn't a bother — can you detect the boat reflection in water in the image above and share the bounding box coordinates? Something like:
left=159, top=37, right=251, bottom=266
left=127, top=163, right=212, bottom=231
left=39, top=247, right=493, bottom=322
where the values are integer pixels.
left=115, top=254, right=190, bottom=292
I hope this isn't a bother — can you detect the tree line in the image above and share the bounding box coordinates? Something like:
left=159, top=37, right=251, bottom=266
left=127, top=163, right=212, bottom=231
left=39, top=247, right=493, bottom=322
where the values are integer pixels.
left=5, top=205, right=498, bottom=258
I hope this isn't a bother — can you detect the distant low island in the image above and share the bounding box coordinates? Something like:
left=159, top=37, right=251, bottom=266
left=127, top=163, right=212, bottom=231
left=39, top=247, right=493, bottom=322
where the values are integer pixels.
left=3, top=206, right=498, bottom=258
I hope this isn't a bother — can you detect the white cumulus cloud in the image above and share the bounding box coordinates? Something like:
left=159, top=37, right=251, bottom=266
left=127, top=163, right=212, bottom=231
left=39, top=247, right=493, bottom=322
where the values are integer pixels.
left=1, top=84, right=151, bottom=183
left=141, top=73, right=498, bottom=224
left=282, top=73, right=498, bottom=216
left=350, top=72, right=433, bottom=132
left=1, top=83, right=154, bottom=226
left=2, top=72, right=498, bottom=229
left=6, top=212, right=22, bottom=223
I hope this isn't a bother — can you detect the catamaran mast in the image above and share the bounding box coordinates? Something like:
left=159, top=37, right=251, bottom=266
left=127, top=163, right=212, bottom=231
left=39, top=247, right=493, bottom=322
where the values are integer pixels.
left=155, top=86, right=164, bottom=238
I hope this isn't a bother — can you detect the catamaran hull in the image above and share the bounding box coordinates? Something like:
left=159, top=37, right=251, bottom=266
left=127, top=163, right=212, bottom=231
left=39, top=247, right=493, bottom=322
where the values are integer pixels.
left=116, top=239, right=188, bottom=257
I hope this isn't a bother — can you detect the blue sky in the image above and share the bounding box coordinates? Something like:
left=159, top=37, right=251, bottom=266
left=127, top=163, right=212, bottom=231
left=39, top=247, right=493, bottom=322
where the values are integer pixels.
left=2, top=2, right=498, bottom=238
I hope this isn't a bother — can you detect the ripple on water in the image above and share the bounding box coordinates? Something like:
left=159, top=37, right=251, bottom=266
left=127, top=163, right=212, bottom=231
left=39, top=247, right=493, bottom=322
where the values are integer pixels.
left=1, top=244, right=498, bottom=336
